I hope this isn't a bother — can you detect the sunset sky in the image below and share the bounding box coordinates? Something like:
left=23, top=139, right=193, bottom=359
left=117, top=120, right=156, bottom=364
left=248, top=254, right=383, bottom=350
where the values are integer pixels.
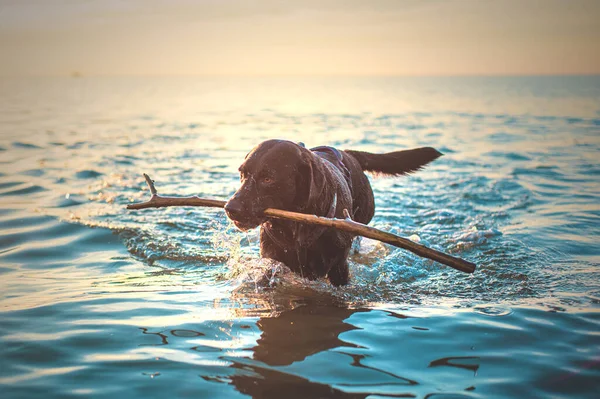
left=0, top=0, right=599, bottom=76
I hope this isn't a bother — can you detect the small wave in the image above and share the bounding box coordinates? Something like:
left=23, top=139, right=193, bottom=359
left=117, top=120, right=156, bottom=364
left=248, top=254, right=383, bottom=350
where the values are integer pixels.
left=0, top=183, right=47, bottom=196
left=118, top=227, right=227, bottom=265
left=52, top=194, right=86, bottom=208
left=473, top=305, right=513, bottom=316
left=452, top=228, right=502, bottom=247
left=12, top=142, right=41, bottom=149
left=512, top=166, right=562, bottom=178
left=485, top=151, right=531, bottom=161
left=487, top=132, right=523, bottom=143
left=20, top=169, right=45, bottom=177
left=565, top=117, right=584, bottom=124
left=75, top=170, right=103, bottom=179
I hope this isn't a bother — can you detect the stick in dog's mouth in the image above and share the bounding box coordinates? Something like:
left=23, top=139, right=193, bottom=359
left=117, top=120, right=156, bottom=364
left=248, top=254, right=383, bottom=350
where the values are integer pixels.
left=127, top=173, right=477, bottom=274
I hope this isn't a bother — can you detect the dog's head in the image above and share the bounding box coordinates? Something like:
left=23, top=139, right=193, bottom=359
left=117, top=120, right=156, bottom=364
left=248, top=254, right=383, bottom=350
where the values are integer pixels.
left=224, top=140, right=325, bottom=231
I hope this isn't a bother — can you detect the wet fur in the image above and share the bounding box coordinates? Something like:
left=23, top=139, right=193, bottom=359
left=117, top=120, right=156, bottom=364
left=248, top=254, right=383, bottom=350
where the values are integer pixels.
left=224, top=140, right=442, bottom=286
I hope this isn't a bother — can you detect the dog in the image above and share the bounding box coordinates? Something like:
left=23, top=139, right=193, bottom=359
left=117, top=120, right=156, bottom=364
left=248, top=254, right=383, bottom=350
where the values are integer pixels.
left=224, top=139, right=442, bottom=286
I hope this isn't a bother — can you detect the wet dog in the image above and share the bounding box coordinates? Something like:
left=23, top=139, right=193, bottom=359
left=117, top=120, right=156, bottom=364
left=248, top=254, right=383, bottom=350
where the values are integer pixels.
left=224, top=139, right=442, bottom=286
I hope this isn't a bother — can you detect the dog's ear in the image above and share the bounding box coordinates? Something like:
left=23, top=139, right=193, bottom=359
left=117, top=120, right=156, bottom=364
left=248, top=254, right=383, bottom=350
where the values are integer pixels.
left=295, top=151, right=326, bottom=213
left=294, top=151, right=330, bottom=247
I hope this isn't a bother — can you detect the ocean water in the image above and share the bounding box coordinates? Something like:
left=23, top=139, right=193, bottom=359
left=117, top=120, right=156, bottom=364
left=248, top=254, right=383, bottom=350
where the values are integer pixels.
left=0, top=76, right=599, bottom=398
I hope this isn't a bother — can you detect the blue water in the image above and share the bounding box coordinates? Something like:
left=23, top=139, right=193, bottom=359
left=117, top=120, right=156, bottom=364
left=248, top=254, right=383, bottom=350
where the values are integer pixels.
left=0, top=76, right=599, bottom=398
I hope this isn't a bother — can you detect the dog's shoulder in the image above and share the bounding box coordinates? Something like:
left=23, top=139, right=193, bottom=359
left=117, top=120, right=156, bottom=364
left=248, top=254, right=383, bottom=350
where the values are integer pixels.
left=310, top=146, right=352, bottom=182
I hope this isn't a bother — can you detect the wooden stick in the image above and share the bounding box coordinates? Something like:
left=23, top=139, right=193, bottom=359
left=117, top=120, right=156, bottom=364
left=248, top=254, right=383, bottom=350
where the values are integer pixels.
left=127, top=174, right=476, bottom=274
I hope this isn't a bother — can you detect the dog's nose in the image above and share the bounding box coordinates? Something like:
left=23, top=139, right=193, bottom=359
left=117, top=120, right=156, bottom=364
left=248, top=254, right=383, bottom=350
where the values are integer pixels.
left=224, top=199, right=244, bottom=220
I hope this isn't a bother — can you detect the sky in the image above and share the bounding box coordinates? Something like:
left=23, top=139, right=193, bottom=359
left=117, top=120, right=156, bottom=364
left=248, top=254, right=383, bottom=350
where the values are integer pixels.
left=0, top=0, right=599, bottom=76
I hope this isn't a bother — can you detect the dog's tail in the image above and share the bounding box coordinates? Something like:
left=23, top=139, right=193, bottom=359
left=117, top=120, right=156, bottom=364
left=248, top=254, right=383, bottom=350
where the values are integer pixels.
left=345, top=147, right=442, bottom=176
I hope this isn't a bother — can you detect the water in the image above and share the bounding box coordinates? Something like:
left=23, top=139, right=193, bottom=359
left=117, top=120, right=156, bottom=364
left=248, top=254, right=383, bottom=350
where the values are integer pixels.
left=1, top=76, right=599, bottom=398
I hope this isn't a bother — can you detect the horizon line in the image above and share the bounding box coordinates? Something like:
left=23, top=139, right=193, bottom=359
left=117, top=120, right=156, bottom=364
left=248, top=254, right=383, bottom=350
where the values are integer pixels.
left=2, top=72, right=599, bottom=78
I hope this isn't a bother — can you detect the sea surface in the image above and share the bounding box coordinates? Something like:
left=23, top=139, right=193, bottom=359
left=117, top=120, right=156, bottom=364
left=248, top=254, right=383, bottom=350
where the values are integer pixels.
left=0, top=76, right=599, bottom=398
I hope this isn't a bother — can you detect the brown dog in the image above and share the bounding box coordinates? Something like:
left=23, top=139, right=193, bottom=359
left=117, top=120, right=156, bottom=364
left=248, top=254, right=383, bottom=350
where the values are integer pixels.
left=224, top=139, right=441, bottom=286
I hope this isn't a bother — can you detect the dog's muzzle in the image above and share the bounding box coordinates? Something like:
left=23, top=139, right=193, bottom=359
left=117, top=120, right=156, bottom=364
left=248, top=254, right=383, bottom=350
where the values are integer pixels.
left=224, top=196, right=264, bottom=231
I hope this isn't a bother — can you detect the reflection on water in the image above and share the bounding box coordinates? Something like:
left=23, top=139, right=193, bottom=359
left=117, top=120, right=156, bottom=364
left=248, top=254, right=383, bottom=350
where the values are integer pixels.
left=252, top=304, right=363, bottom=366
left=0, top=76, right=599, bottom=398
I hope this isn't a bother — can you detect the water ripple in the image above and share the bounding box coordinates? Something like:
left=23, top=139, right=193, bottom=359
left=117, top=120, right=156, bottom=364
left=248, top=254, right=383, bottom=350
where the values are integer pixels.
left=1, top=76, right=599, bottom=398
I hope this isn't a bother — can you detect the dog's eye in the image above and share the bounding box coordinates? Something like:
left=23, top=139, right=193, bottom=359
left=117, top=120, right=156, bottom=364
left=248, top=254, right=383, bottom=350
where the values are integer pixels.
left=262, top=177, right=273, bottom=184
